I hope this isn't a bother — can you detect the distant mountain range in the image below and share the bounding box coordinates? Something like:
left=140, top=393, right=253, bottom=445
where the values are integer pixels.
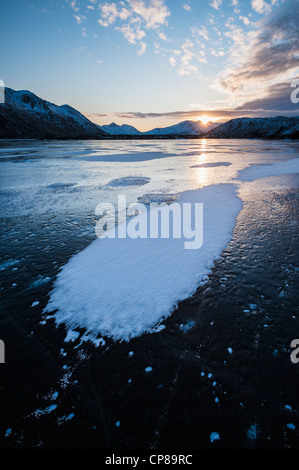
left=101, top=120, right=217, bottom=136
left=0, top=88, right=298, bottom=140
left=100, top=122, right=142, bottom=136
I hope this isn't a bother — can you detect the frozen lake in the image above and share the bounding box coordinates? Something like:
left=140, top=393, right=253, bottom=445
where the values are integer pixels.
left=0, top=138, right=298, bottom=219
left=0, top=139, right=298, bottom=449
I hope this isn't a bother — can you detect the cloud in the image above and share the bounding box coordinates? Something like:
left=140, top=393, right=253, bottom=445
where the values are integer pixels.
left=98, top=0, right=170, bottom=29
left=113, top=99, right=298, bottom=122
left=182, top=3, right=191, bottom=11
left=127, top=0, right=170, bottom=29
left=251, top=0, right=272, bottom=14
left=98, top=3, right=130, bottom=27
left=237, top=81, right=299, bottom=112
left=177, top=39, right=198, bottom=75
left=158, top=31, right=168, bottom=41
left=116, top=23, right=146, bottom=43
left=74, top=14, right=86, bottom=24
left=209, top=0, right=223, bottom=10
left=85, top=112, right=109, bottom=119
left=239, top=15, right=250, bottom=25
left=112, top=109, right=257, bottom=121
left=138, top=41, right=147, bottom=55
left=88, top=80, right=299, bottom=125
left=68, top=0, right=79, bottom=12
left=217, top=0, right=299, bottom=95
left=97, top=0, right=170, bottom=55
left=191, top=25, right=209, bottom=41
left=72, top=46, right=85, bottom=53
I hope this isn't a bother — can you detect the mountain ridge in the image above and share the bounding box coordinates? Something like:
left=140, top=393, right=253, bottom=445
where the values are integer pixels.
left=0, top=88, right=108, bottom=139
left=100, top=120, right=217, bottom=136
left=204, top=116, right=299, bottom=139
left=0, top=88, right=298, bottom=140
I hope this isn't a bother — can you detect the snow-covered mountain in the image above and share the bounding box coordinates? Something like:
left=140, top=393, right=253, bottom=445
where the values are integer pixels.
left=2, top=88, right=298, bottom=140
left=100, top=122, right=141, bottom=135
left=144, top=120, right=217, bottom=136
left=205, top=116, right=299, bottom=139
left=0, top=88, right=108, bottom=139
left=99, top=119, right=217, bottom=136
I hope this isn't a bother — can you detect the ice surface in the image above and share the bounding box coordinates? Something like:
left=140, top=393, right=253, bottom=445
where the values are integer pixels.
left=57, top=413, right=75, bottom=425
left=137, top=194, right=178, bottom=205
left=45, top=184, right=242, bottom=341
left=179, top=321, right=195, bottom=332
left=3, top=139, right=298, bottom=344
left=65, top=330, right=80, bottom=343
left=0, top=259, right=20, bottom=270
left=46, top=183, right=77, bottom=190
left=30, top=275, right=52, bottom=289
left=107, top=176, right=151, bottom=187
left=74, top=152, right=178, bottom=162
left=33, top=404, right=57, bottom=417
left=5, top=428, right=12, bottom=438
left=238, top=158, right=299, bottom=181
left=247, top=424, right=258, bottom=440
left=210, top=432, right=220, bottom=443
left=190, top=162, right=232, bottom=168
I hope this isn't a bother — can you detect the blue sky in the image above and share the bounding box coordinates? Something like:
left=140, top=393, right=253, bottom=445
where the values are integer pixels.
left=1, top=0, right=298, bottom=130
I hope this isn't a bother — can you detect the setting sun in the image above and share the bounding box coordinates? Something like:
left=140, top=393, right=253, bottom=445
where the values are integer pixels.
left=200, top=115, right=210, bottom=125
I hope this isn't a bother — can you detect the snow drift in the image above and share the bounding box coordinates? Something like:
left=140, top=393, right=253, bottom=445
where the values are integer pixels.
left=45, top=184, right=242, bottom=341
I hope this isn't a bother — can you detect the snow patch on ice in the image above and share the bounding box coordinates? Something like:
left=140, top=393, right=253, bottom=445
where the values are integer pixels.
left=30, top=275, right=52, bottom=289
left=57, top=413, right=75, bottom=425
left=65, top=330, right=80, bottom=343
left=33, top=404, right=57, bottom=418
left=0, top=259, right=20, bottom=270
left=190, top=162, right=231, bottom=168
left=180, top=321, right=195, bottom=332
left=247, top=423, right=259, bottom=440
left=238, top=158, right=299, bottom=182
left=137, top=193, right=178, bottom=205
left=44, top=184, right=242, bottom=342
left=46, top=182, right=77, bottom=190
left=74, top=152, right=177, bottom=162
left=5, top=428, right=12, bottom=438
left=107, top=176, right=151, bottom=187
left=210, top=432, right=220, bottom=443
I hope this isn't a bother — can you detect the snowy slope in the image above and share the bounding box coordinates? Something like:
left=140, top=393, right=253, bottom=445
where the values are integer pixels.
left=100, top=122, right=141, bottom=135
left=205, top=116, right=299, bottom=139
left=144, top=120, right=217, bottom=136
left=0, top=88, right=108, bottom=139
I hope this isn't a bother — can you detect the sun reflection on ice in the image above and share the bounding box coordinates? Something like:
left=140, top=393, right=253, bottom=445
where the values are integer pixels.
left=196, top=165, right=208, bottom=185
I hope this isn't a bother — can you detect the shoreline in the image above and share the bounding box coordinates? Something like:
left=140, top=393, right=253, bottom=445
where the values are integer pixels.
left=1, top=136, right=299, bottom=142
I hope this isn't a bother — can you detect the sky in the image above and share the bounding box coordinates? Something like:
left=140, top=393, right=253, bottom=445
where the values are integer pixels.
left=0, top=0, right=298, bottom=131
